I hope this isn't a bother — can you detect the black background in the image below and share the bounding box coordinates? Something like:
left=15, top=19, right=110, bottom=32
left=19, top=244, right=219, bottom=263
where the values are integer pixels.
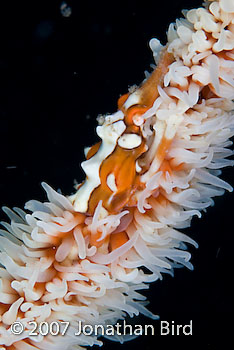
left=0, top=0, right=233, bottom=349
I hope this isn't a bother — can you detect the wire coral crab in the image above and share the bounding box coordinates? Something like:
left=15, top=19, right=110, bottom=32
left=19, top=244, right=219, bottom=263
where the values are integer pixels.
left=0, top=0, right=234, bottom=349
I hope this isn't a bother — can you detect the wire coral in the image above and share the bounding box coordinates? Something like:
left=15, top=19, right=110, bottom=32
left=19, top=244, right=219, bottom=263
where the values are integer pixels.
left=1, top=0, right=234, bottom=349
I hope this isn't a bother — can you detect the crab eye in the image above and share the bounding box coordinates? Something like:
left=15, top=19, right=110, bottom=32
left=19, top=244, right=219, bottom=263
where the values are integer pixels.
left=117, top=134, right=142, bottom=149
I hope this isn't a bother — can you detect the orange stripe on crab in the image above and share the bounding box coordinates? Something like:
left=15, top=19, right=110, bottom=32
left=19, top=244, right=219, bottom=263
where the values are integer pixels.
left=86, top=141, right=101, bottom=160
left=118, top=49, right=174, bottom=126
left=87, top=141, right=147, bottom=214
left=117, top=92, right=129, bottom=110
